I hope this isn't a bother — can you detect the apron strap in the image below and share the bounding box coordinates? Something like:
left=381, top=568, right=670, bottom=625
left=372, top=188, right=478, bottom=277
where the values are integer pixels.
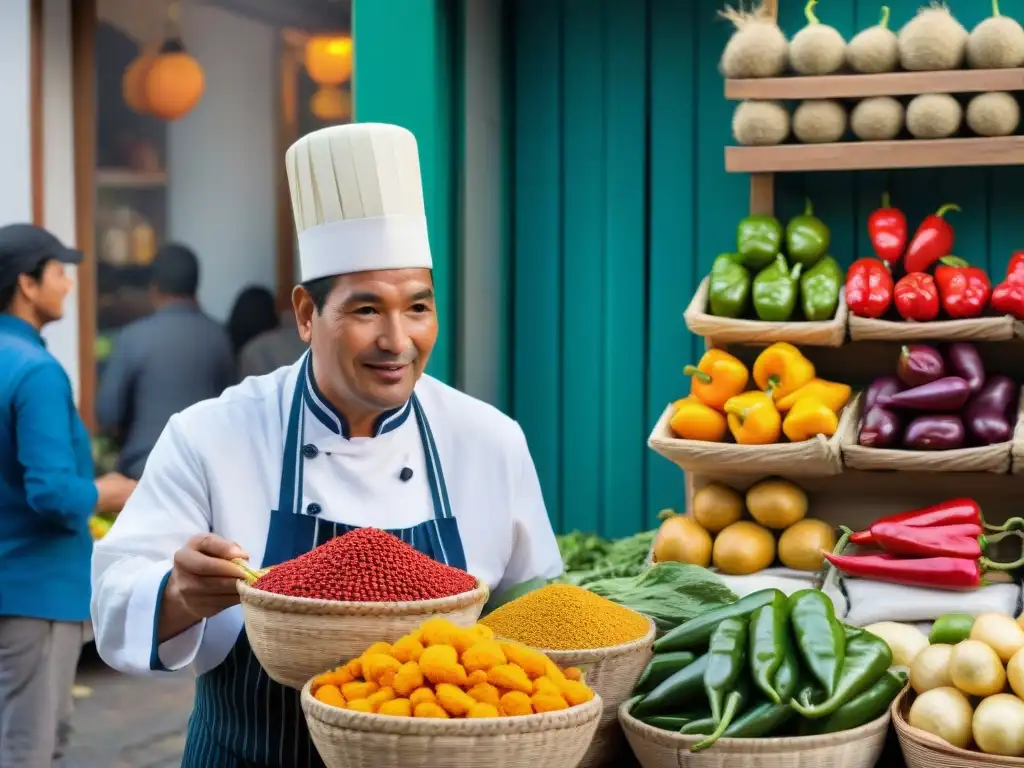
left=412, top=395, right=452, bottom=521
left=275, top=351, right=309, bottom=517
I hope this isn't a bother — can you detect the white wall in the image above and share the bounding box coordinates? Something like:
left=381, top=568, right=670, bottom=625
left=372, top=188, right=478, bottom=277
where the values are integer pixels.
left=167, top=2, right=278, bottom=321
left=0, top=1, right=33, bottom=224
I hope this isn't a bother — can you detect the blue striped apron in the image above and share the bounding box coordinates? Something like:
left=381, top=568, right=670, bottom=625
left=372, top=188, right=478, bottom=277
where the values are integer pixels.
left=180, top=355, right=467, bottom=767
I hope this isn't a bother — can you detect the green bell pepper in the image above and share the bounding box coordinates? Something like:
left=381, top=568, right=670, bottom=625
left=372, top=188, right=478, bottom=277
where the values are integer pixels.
left=807, top=669, right=908, bottom=734
left=785, top=199, right=831, bottom=268
left=631, top=653, right=710, bottom=718
left=737, top=214, right=783, bottom=270
left=634, top=651, right=696, bottom=695
left=707, top=253, right=751, bottom=318
left=800, top=255, right=842, bottom=321
left=791, top=625, right=893, bottom=720
left=789, top=589, right=845, bottom=698
left=748, top=593, right=791, bottom=704
left=929, top=613, right=975, bottom=645
left=704, top=617, right=748, bottom=724
left=654, top=589, right=783, bottom=653
left=752, top=255, right=802, bottom=322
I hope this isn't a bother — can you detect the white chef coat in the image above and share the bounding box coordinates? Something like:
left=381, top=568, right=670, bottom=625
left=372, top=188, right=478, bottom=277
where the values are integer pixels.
left=90, top=355, right=563, bottom=679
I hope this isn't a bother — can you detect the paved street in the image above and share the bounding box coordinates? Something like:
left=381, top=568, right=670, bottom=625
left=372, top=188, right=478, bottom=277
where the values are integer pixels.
left=59, top=645, right=194, bottom=768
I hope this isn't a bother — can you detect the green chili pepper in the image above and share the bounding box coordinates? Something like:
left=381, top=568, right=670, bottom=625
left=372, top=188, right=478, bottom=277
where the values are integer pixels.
left=789, top=589, right=845, bottom=698
left=752, top=254, right=802, bottom=322
left=705, top=617, right=748, bottom=724
left=737, top=215, right=783, bottom=270
left=692, top=676, right=752, bottom=752
left=929, top=613, right=975, bottom=645
left=771, top=640, right=801, bottom=704
left=631, top=654, right=710, bottom=718
left=792, top=626, right=894, bottom=720
left=800, top=255, right=842, bottom=322
left=634, top=651, right=696, bottom=695
left=808, top=669, right=908, bottom=735
left=655, top=589, right=783, bottom=653
left=785, top=198, right=831, bottom=268
left=639, top=714, right=701, bottom=731
left=707, top=253, right=751, bottom=318
left=678, top=715, right=716, bottom=735
left=749, top=594, right=790, bottom=704
left=725, top=699, right=795, bottom=738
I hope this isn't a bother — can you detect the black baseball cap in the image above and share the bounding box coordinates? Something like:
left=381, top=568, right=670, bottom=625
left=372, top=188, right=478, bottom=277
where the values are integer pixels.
left=0, top=223, right=83, bottom=292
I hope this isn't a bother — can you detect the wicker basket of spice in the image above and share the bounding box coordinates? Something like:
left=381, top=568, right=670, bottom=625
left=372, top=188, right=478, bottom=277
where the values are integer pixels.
left=237, top=529, right=489, bottom=690
left=479, top=584, right=656, bottom=768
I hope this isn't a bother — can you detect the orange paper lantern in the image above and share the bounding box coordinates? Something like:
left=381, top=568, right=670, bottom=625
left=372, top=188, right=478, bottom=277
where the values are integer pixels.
left=144, top=40, right=205, bottom=121
left=309, top=86, right=351, bottom=122
left=304, top=35, right=353, bottom=86
left=122, top=45, right=158, bottom=115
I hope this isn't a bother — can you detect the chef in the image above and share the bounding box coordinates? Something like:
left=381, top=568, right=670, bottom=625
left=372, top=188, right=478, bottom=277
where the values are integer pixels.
left=91, top=123, right=564, bottom=767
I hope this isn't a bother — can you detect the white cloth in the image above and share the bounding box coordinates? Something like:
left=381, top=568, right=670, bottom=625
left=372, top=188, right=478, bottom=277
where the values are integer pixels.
left=837, top=579, right=1022, bottom=627
left=90, top=360, right=563, bottom=678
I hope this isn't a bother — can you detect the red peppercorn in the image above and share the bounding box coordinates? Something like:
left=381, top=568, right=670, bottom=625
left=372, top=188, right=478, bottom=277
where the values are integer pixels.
left=252, top=528, right=477, bottom=602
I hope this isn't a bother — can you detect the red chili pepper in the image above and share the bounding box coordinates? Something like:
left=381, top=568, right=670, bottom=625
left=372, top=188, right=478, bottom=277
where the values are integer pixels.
left=870, top=522, right=992, bottom=559
left=867, top=192, right=907, bottom=265
left=934, top=256, right=992, bottom=319
left=849, top=498, right=993, bottom=546
left=991, top=252, right=1024, bottom=320
left=904, top=203, right=960, bottom=273
left=822, top=551, right=1024, bottom=591
left=845, top=258, right=893, bottom=318
left=893, top=272, right=940, bottom=321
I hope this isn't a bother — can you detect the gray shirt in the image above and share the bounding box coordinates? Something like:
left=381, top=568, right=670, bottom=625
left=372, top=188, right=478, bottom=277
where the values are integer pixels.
left=237, top=311, right=308, bottom=380
left=96, top=303, right=235, bottom=480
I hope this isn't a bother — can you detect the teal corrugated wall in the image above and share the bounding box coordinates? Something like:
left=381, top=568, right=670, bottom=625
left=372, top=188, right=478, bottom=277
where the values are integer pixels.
left=510, top=0, right=1024, bottom=537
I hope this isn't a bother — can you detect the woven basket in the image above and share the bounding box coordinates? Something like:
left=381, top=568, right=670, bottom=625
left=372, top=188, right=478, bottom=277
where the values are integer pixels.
left=840, top=391, right=1018, bottom=474
left=619, top=698, right=891, bottom=768
left=301, top=680, right=603, bottom=768
left=684, top=277, right=847, bottom=348
left=892, top=688, right=1024, bottom=767
left=647, top=398, right=854, bottom=477
left=848, top=314, right=1023, bottom=342
left=237, top=580, right=489, bottom=690
left=539, top=618, right=656, bottom=768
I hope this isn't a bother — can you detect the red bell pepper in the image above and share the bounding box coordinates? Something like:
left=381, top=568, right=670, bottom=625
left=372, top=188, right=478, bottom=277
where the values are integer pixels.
left=894, top=272, right=939, bottom=321
left=848, top=498, right=1009, bottom=546
left=934, top=256, right=992, bottom=319
left=904, top=203, right=960, bottom=273
left=991, top=252, right=1024, bottom=320
left=868, top=522, right=1014, bottom=559
left=867, top=192, right=907, bottom=265
left=845, top=258, right=893, bottom=318
left=822, top=551, right=1024, bottom=591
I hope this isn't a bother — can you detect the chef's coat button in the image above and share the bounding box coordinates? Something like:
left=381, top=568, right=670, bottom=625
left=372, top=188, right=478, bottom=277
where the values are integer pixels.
left=302, top=444, right=319, bottom=459
left=306, top=502, right=322, bottom=516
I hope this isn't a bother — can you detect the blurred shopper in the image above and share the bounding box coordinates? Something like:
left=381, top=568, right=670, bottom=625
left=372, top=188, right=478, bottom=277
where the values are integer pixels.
left=0, top=223, right=136, bottom=767
left=237, top=305, right=308, bottom=378
left=96, top=243, right=235, bottom=480
left=226, top=285, right=279, bottom=357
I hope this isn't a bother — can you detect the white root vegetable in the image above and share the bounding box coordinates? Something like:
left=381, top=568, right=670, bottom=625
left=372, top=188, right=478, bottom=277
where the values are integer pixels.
left=789, top=0, right=846, bottom=76
left=910, top=643, right=954, bottom=694
left=967, top=0, right=1024, bottom=69
left=973, top=694, right=1024, bottom=757
left=793, top=100, right=847, bottom=144
left=732, top=101, right=790, bottom=146
left=949, top=639, right=1006, bottom=697
left=864, top=621, right=929, bottom=667
left=906, top=93, right=962, bottom=139
left=851, top=97, right=904, bottom=141
left=898, top=2, right=969, bottom=71
left=908, top=687, right=974, bottom=749
left=847, top=6, right=900, bottom=74
left=719, top=4, right=789, bottom=79
left=970, top=612, right=1024, bottom=663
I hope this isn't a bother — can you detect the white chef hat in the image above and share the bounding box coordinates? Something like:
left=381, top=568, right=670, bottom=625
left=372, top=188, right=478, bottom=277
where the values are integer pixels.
left=285, top=122, right=432, bottom=282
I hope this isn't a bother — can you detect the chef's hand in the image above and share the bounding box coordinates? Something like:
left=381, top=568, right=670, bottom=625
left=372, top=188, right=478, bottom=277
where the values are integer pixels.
left=158, top=534, right=249, bottom=642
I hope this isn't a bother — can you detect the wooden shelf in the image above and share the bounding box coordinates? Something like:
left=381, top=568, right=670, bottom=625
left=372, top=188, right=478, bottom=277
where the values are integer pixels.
left=725, top=68, right=1024, bottom=101
left=96, top=168, right=167, bottom=189
left=726, top=136, right=1024, bottom=173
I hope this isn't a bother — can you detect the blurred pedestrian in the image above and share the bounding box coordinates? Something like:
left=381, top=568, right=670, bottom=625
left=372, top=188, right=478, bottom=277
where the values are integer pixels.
left=227, top=285, right=279, bottom=358
left=96, top=243, right=235, bottom=480
left=0, top=223, right=136, bottom=767
left=237, top=305, right=308, bottom=378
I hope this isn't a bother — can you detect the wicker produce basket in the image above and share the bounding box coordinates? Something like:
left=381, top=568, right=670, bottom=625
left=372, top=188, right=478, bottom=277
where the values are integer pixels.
left=301, top=680, right=603, bottom=768
left=684, top=277, right=847, bottom=348
left=647, top=398, right=855, bottom=477
left=840, top=391, right=1019, bottom=474
left=892, top=687, right=1024, bottom=767
left=618, top=698, right=890, bottom=768
left=848, top=314, right=1023, bottom=343
left=539, top=618, right=656, bottom=768
left=237, top=580, right=489, bottom=690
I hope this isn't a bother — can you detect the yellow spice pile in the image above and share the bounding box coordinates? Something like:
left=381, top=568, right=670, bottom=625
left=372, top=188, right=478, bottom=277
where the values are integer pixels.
left=480, top=584, right=650, bottom=650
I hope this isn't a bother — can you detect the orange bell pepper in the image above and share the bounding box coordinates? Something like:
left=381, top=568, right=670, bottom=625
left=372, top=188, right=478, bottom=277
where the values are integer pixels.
left=669, top=396, right=728, bottom=442
left=684, top=349, right=750, bottom=410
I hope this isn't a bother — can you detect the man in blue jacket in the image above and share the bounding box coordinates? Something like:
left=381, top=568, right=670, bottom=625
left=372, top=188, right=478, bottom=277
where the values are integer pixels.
left=0, top=224, right=136, bottom=766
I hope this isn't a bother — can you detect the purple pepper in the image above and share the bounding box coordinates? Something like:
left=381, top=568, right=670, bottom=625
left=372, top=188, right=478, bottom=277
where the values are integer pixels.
left=858, top=406, right=903, bottom=448
left=865, top=376, right=905, bottom=411
left=879, top=377, right=972, bottom=413
left=945, top=343, right=986, bottom=394
left=897, top=345, right=946, bottom=388
left=964, top=375, right=1018, bottom=445
left=903, top=415, right=965, bottom=451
